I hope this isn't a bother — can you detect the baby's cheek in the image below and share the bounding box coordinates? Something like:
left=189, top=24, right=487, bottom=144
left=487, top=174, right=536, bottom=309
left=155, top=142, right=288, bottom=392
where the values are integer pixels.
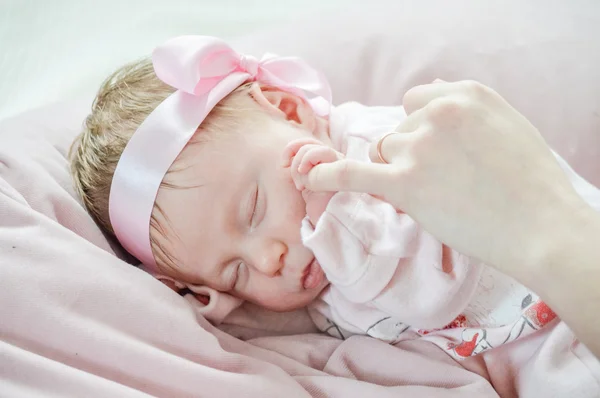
left=283, top=181, right=309, bottom=219
left=278, top=167, right=313, bottom=223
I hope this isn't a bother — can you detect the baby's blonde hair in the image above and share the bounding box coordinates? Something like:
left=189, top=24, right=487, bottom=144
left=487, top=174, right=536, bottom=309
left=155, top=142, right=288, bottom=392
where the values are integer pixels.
left=70, top=58, right=271, bottom=270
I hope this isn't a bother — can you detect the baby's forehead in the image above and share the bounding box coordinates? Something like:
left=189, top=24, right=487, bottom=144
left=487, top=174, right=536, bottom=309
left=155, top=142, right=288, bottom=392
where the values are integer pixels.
left=160, top=112, right=286, bottom=192
left=165, top=136, right=223, bottom=182
left=174, top=132, right=217, bottom=167
left=158, top=133, right=251, bottom=208
left=167, top=119, right=270, bottom=172
left=172, top=123, right=248, bottom=163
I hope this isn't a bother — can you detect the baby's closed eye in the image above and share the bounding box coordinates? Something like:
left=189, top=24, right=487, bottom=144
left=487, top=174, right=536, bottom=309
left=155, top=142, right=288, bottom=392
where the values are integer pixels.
left=246, top=183, right=266, bottom=229
left=228, top=261, right=245, bottom=291
left=250, top=184, right=266, bottom=228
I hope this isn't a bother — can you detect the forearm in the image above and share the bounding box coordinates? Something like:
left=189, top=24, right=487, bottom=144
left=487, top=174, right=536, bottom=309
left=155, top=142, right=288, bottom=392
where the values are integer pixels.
left=526, top=206, right=600, bottom=357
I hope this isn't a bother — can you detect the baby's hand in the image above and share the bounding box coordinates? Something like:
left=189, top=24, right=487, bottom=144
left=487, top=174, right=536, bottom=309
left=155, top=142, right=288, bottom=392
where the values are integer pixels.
left=282, top=138, right=343, bottom=226
left=282, top=138, right=344, bottom=191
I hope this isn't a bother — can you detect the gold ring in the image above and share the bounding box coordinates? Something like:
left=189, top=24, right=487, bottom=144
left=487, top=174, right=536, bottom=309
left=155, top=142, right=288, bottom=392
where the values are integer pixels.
left=376, top=132, right=398, bottom=164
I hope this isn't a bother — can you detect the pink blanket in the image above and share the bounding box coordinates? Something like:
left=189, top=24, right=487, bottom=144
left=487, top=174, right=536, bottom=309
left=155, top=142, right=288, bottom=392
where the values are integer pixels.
left=2, top=2, right=600, bottom=396
left=1, top=86, right=598, bottom=398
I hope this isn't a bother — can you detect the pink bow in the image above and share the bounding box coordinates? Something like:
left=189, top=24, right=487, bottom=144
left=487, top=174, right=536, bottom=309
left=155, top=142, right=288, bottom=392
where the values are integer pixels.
left=153, top=35, right=331, bottom=116
left=109, top=36, right=332, bottom=269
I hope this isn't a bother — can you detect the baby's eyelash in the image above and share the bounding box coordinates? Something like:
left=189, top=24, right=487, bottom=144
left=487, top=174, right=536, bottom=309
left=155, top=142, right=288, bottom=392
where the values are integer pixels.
left=230, top=262, right=244, bottom=290
left=250, top=187, right=259, bottom=224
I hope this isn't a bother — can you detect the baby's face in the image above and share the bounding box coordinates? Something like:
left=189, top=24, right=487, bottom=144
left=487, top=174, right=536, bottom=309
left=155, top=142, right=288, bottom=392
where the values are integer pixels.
left=154, top=117, right=330, bottom=311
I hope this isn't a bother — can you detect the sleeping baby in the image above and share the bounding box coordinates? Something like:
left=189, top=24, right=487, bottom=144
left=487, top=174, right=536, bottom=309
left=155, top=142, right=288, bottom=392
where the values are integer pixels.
left=70, top=35, right=600, bottom=359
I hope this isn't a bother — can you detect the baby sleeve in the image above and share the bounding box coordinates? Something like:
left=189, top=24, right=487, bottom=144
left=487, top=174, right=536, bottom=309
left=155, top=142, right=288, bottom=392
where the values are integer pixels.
left=301, top=192, right=482, bottom=330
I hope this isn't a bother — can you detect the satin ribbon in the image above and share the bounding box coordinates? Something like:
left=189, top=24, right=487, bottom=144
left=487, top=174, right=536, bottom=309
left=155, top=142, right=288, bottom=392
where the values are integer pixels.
left=109, top=35, right=332, bottom=269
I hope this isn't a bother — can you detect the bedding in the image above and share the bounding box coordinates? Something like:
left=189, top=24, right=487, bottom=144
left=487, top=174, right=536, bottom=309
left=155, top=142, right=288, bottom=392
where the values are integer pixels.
left=1, top=1, right=599, bottom=397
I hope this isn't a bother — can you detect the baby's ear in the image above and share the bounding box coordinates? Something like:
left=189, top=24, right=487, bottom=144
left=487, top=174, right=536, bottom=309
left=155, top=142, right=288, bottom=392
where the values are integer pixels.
left=249, top=83, right=316, bottom=131
left=155, top=275, right=210, bottom=305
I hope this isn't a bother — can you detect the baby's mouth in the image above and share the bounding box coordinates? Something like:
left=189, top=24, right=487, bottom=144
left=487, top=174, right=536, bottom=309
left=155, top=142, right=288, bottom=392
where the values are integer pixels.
left=301, top=258, right=324, bottom=290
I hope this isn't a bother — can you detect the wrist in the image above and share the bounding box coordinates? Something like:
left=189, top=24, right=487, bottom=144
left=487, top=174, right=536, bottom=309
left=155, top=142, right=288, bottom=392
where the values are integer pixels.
left=523, top=201, right=600, bottom=352
left=524, top=201, right=600, bottom=297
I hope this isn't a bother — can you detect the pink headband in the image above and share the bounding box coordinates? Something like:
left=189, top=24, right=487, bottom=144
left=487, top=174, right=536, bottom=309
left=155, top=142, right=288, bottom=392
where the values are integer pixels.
left=108, top=35, right=332, bottom=269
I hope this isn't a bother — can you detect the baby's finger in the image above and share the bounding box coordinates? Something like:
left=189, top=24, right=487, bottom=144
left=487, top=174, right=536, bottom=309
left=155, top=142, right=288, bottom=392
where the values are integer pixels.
left=281, top=144, right=300, bottom=167
left=298, top=147, right=338, bottom=174
left=290, top=145, right=318, bottom=190
left=290, top=144, right=318, bottom=176
left=282, top=138, right=322, bottom=167
left=282, top=140, right=306, bottom=167
left=290, top=163, right=305, bottom=191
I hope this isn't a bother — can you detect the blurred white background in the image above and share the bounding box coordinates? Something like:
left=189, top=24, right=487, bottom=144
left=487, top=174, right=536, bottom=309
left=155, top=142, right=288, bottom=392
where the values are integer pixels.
left=0, top=0, right=356, bottom=121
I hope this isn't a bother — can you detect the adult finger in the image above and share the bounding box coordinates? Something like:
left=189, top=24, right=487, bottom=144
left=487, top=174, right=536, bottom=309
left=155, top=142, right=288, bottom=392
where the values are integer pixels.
left=369, top=125, right=418, bottom=164
left=403, top=80, right=461, bottom=115
left=393, top=78, right=447, bottom=134
left=304, top=159, right=402, bottom=199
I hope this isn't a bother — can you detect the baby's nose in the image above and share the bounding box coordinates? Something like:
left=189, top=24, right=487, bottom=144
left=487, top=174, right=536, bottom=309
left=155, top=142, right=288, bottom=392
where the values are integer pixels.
left=253, top=240, right=286, bottom=277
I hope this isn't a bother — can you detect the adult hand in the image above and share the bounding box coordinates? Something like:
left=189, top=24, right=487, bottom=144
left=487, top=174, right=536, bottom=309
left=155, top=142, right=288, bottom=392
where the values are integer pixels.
left=303, top=80, right=600, bottom=354
left=305, top=80, right=590, bottom=279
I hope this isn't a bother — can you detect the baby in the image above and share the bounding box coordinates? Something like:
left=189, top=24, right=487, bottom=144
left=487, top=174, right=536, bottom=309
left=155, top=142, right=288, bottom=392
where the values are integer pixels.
left=71, top=36, right=600, bottom=358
